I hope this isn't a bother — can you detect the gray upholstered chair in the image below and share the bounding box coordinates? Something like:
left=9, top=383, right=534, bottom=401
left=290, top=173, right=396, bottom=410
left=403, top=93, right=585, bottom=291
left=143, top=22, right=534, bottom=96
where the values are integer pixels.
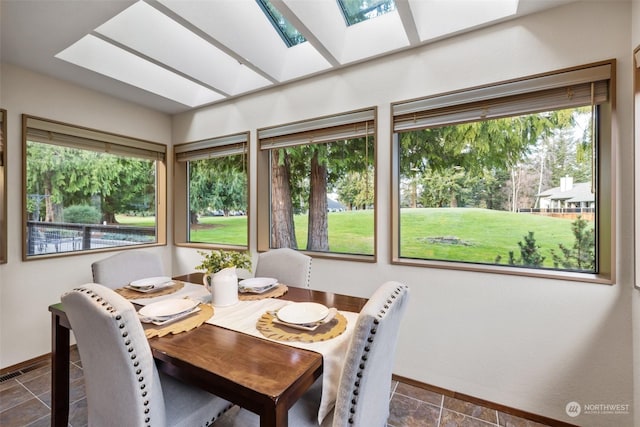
left=214, top=281, right=410, bottom=427
left=254, top=248, right=312, bottom=288
left=91, top=250, right=164, bottom=288
left=62, top=283, right=233, bottom=427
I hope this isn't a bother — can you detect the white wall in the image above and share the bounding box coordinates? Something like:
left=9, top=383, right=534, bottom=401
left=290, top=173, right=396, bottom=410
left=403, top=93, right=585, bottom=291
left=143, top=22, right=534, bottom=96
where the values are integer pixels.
left=0, top=2, right=635, bottom=426
left=172, top=2, right=634, bottom=426
left=0, top=63, right=173, bottom=368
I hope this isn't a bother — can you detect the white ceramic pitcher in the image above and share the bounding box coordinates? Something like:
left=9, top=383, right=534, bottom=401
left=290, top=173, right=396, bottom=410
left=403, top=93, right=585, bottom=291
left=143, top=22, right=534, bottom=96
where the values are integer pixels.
left=203, top=267, right=239, bottom=307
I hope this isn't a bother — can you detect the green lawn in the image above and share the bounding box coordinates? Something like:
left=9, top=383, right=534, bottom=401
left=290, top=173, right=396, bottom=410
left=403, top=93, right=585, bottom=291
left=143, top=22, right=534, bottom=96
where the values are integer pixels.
left=116, top=215, right=156, bottom=227
left=190, top=215, right=248, bottom=246
left=399, top=208, right=581, bottom=267
left=117, top=208, right=590, bottom=269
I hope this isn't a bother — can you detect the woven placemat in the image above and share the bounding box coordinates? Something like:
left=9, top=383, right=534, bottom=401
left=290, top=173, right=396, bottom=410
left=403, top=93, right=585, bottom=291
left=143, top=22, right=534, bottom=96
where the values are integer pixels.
left=115, top=281, right=185, bottom=300
left=238, top=284, right=288, bottom=301
left=256, top=311, right=347, bottom=343
left=143, top=303, right=213, bottom=339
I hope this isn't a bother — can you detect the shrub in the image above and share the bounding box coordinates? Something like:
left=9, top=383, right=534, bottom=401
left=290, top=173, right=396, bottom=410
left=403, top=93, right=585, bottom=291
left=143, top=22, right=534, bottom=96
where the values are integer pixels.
left=63, top=205, right=101, bottom=224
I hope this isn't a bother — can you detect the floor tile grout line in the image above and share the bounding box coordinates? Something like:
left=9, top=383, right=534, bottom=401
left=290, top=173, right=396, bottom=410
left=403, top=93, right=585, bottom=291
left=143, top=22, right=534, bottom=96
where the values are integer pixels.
left=25, top=413, right=50, bottom=427
left=389, top=381, right=398, bottom=400
left=0, top=380, right=38, bottom=415
left=436, top=394, right=444, bottom=427
left=14, top=370, right=55, bottom=411
left=393, top=391, right=442, bottom=409
left=444, top=406, right=502, bottom=426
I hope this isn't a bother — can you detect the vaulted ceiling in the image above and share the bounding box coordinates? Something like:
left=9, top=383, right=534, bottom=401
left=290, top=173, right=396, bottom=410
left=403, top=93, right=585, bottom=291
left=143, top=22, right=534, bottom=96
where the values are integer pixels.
left=1, top=0, right=575, bottom=114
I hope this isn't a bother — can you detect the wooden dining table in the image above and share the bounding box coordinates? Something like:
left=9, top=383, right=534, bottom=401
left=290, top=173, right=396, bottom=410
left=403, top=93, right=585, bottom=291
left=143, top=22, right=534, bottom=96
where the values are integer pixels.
left=48, top=273, right=367, bottom=427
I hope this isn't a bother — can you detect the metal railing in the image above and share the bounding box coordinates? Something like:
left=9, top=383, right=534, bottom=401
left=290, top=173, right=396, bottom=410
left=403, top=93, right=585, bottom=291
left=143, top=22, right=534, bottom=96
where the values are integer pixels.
left=26, top=221, right=156, bottom=256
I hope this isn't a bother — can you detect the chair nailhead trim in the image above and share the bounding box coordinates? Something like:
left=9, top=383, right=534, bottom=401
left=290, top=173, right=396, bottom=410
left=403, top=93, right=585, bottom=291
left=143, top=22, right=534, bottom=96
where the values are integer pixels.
left=72, top=286, right=154, bottom=426
left=345, top=283, right=408, bottom=424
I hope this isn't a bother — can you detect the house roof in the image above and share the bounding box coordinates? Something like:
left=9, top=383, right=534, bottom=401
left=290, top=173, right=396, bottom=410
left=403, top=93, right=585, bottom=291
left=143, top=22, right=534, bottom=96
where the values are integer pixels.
left=538, top=181, right=594, bottom=203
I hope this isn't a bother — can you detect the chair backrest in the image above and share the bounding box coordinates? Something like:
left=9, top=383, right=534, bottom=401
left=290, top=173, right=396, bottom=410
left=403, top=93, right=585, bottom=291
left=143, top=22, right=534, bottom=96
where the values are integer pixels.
left=332, top=281, right=410, bottom=427
left=61, top=283, right=167, bottom=426
left=91, top=250, right=164, bottom=288
left=255, top=248, right=312, bottom=288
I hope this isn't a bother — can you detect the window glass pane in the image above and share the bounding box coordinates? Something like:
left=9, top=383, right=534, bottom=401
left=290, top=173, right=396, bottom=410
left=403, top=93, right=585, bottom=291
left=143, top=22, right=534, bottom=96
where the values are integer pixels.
left=256, top=0, right=306, bottom=47
left=25, top=140, right=158, bottom=256
left=397, top=106, right=596, bottom=273
left=269, top=137, right=374, bottom=256
left=337, top=0, right=396, bottom=26
left=187, top=153, right=248, bottom=246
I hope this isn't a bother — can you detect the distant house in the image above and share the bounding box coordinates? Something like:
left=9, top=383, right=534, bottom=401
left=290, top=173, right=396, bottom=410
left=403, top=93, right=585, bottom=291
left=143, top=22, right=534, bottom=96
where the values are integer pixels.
left=537, top=177, right=594, bottom=210
left=327, top=197, right=346, bottom=212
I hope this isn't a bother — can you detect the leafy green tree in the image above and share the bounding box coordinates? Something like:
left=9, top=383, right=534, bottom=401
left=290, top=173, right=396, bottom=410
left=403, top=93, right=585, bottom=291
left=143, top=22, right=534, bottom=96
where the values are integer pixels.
left=551, top=216, right=595, bottom=271
left=308, top=147, right=329, bottom=251
left=188, top=154, right=247, bottom=223
left=100, top=158, right=155, bottom=223
left=26, top=141, right=156, bottom=224
left=400, top=110, right=576, bottom=212
left=275, top=136, right=374, bottom=251
left=336, top=168, right=374, bottom=210
left=498, top=231, right=545, bottom=268
left=271, top=149, right=298, bottom=249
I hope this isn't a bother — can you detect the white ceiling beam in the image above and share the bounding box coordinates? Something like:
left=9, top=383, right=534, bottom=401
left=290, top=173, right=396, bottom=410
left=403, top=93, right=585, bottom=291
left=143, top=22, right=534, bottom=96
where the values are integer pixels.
left=395, top=0, right=421, bottom=46
left=271, top=0, right=341, bottom=67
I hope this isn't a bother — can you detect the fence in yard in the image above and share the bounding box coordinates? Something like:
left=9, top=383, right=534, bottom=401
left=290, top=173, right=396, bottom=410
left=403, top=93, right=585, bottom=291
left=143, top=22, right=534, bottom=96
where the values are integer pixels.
left=26, top=221, right=156, bottom=256
left=518, top=207, right=595, bottom=221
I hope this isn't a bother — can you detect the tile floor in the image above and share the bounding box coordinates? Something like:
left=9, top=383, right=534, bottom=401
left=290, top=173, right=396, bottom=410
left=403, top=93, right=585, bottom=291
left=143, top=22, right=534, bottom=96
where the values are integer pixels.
left=0, top=348, right=552, bottom=427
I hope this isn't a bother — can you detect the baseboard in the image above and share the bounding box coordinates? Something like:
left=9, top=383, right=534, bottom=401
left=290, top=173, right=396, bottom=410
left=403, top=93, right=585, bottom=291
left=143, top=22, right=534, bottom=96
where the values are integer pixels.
left=0, top=353, right=50, bottom=378
left=392, top=374, right=578, bottom=427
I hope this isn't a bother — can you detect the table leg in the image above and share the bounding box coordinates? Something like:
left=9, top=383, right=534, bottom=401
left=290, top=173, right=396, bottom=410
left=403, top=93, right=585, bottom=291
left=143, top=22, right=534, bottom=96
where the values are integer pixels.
left=260, top=403, right=288, bottom=427
left=51, top=312, right=70, bottom=427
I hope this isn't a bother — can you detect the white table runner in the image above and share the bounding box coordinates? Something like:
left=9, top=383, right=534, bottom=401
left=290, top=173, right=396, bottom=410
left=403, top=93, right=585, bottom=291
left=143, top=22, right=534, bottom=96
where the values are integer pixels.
left=206, top=298, right=358, bottom=424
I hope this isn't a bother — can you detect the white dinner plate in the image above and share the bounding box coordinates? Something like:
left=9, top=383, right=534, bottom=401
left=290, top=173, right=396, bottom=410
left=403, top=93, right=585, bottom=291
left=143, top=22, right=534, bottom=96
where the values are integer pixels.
left=138, top=298, right=199, bottom=319
left=276, top=302, right=329, bottom=325
left=140, top=307, right=201, bottom=325
left=238, top=277, right=278, bottom=290
left=129, top=276, right=172, bottom=289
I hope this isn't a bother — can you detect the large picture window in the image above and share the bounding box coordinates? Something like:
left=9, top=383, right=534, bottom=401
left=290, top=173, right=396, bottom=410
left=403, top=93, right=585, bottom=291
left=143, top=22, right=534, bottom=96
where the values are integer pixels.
left=391, top=62, right=614, bottom=282
left=257, top=108, right=376, bottom=259
left=174, top=132, right=249, bottom=249
left=22, top=116, right=167, bottom=259
left=0, top=109, right=6, bottom=264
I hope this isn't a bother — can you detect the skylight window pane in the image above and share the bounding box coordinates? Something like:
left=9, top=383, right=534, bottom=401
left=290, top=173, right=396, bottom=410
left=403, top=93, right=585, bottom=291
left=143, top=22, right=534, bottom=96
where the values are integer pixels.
left=56, top=35, right=224, bottom=107
left=337, top=0, right=396, bottom=26
left=256, top=0, right=306, bottom=47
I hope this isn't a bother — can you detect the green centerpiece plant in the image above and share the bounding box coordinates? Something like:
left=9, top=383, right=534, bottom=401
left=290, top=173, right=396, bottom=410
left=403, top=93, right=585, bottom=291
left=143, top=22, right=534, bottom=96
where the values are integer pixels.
left=196, top=249, right=253, bottom=274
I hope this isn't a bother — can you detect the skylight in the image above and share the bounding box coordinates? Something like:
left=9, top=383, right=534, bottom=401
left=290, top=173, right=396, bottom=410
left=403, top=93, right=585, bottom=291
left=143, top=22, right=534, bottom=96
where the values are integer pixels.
left=337, top=0, right=396, bottom=26
left=55, top=34, right=225, bottom=108
left=256, top=0, right=307, bottom=47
